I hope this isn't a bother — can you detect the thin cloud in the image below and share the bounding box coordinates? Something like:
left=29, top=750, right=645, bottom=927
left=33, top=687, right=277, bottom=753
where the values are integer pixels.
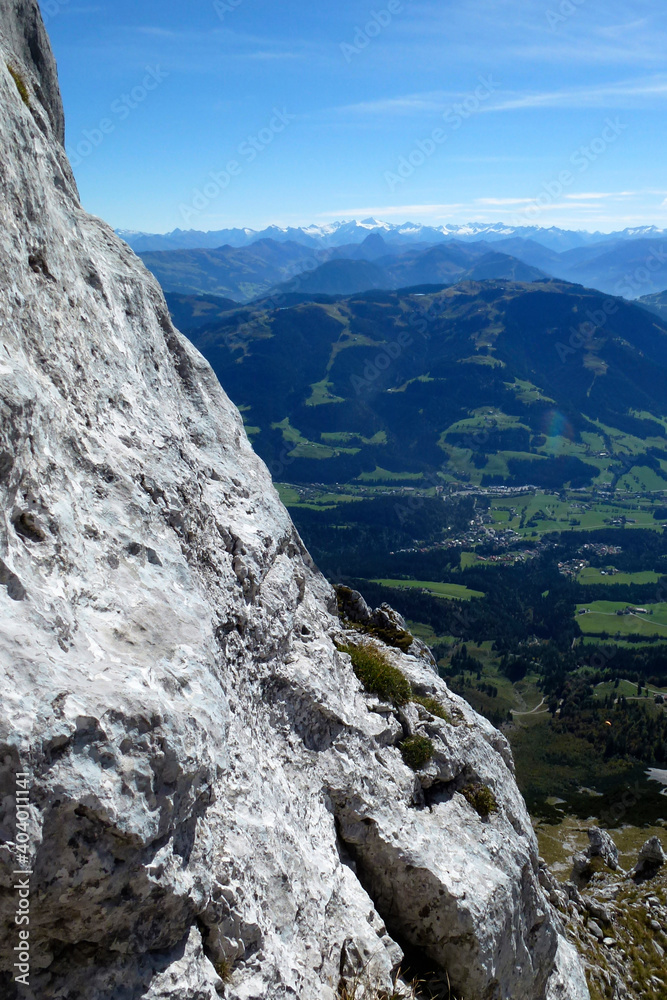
left=336, top=76, right=667, bottom=121
left=487, top=76, right=667, bottom=112
left=565, top=192, right=638, bottom=201
left=335, top=94, right=449, bottom=116
left=317, top=204, right=466, bottom=218
left=135, top=26, right=177, bottom=38
left=475, top=198, right=533, bottom=206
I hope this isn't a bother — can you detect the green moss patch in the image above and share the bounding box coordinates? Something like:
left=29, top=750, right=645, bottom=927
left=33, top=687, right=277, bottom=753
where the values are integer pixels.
left=7, top=64, right=30, bottom=107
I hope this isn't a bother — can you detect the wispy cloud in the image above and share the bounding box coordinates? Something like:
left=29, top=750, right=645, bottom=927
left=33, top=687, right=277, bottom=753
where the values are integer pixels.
left=487, top=75, right=667, bottom=112
left=565, top=192, right=638, bottom=200
left=317, top=204, right=466, bottom=218
left=475, top=197, right=533, bottom=206
left=334, top=75, right=667, bottom=121
left=335, top=93, right=449, bottom=116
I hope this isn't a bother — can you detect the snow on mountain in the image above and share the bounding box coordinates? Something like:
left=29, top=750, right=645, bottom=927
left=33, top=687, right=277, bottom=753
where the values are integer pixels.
left=115, top=220, right=667, bottom=254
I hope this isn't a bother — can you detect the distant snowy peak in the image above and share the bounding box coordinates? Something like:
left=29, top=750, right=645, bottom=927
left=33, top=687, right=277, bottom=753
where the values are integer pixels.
left=115, top=220, right=667, bottom=254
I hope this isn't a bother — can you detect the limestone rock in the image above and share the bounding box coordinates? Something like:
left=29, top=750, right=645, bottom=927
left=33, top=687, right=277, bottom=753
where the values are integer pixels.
left=588, top=826, right=620, bottom=871
left=572, top=852, right=591, bottom=879
left=336, top=587, right=436, bottom=666
left=336, top=585, right=373, bottom=624
left=571, top=828, right=621, bottom=881
left=0, top=4, right=589, bottom=999
left=630, top=837, right=666, bottom=878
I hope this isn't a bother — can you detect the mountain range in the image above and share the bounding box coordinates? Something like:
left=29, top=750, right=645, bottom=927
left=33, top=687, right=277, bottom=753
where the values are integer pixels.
left=639, top=289, right=667, bottom=320
left=117, top=218, right=667, bottom=253
left=139, top=230, right=667, bottom=303
left=175, top=279, right=667, bottom=490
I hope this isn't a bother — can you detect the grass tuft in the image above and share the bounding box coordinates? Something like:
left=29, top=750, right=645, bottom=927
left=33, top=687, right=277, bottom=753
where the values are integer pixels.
left=412, top=694, right=451, bottom=722
left=401, top=734, right=435, bottom=770
left=214, top=957, right=234, bottom=983
left=7, top=64, right=30, bottom=107
left=338, top=642, right=412, bottom=706
left=461, top=782, right=498, bottom=818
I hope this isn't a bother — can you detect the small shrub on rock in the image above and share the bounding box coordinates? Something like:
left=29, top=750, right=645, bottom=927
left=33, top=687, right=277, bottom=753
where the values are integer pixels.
left=400, top=734, right=435, bottom=770
left=461, top=783, right=498, bottom=818
left=214, top=957, right=233, bottom=983
left=339, top=643, right=412, bottom=706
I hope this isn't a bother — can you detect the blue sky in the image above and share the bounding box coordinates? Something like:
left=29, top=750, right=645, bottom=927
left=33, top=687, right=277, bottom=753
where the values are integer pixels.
left=44, top=0, right=667, bottom=234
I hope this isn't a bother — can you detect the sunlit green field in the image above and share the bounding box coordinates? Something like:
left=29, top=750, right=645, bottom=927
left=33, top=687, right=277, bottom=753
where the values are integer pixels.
left=576, top=567, right=661, bottom=586
left=592, top=678, right=667, bottom=701
left=576, top=600, right=667, bottom=637
left=371, top=579, right=485, bottom=601
left=488, top=494, right=664, bottom=537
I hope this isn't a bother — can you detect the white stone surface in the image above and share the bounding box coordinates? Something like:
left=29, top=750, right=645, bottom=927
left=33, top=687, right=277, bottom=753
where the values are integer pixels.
left=0, top=4, right=589, bottom=999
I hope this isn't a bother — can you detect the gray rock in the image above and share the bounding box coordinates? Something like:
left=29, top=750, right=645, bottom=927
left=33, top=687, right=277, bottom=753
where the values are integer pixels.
left=336, top=586, right=373, bottom=624
left=588, top=920, right=604, bottom=941
left=337, top=591, right=437, bottom=668
left=587, top=826, right=619, bottom=870
left=630, top=836, right=666, bottom=877
left=586, top=900, right=613, bottom=925
left=0, top=4, right=590, bottom=1000
left=565, top=881, right=586, bottom=908
left=0, top=0, right=65, bottom=141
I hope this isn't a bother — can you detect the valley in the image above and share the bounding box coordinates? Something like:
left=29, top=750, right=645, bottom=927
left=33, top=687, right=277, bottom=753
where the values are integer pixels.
left=158, top=269, right=667, bottom=831
left=156, top=237, right=667, bottom=996
left=274, top=478, right=667, bottom=826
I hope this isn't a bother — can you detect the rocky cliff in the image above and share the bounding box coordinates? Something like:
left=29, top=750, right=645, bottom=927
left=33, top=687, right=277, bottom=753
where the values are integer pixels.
left=0, top=4, right=590, bottom=998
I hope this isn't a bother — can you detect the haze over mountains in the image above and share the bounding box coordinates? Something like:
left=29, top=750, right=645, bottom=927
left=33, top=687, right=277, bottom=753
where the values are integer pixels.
left=638, top=289, right=667, bottom=320
left=134, top=220, right=667, bottom=492
left=131, top=222, right=667, bottom=303
left=117, top=218, right=667, bottom=254
left=141, top=236, right=547, bottom=302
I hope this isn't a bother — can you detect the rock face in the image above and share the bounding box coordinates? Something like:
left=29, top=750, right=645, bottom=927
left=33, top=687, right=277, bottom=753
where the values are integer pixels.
left=552, top=837, right=667, bottom=999
left=588, top=827, right=620, bottom=872
left=0, top=5, right=589, bottom=999
left=630, top=837, right=666, bottom=878
left=336, top=585, right=436, bottom=666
